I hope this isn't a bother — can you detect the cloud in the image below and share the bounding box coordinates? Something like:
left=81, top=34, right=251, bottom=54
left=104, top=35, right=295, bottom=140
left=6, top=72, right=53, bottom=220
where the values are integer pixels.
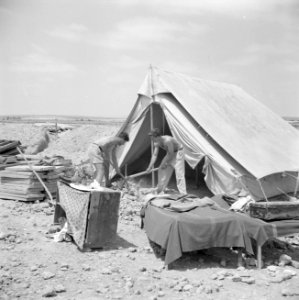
left=46, top=17, right=209, bottom=51
left=116, top=0, right=298, bottom=16
left=9, top=51, right=77, bottom=75
left=0, top=6, right=16, bottom=16
left=223, top=41, right=297, bottom=68
left=158, top=61, right=201, bottom=76
left=110, top=55, right=145, bottom=69
left=47, top=23, right=89, bottom=42
left=224, top=54, right=261, bottom=68
left=283, top=59, right=299, bottom=73
left=99, top=17, right=209, bottom=50
left=99, top=18, right=180, bottom=50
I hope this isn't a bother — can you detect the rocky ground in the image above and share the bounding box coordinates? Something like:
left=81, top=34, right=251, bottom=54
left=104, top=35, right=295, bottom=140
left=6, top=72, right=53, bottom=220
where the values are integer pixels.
left=1, top=122, right=299, bottom=300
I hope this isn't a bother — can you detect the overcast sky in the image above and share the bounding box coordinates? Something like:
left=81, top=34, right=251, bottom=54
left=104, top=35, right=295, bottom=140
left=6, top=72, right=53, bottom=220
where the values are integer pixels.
left=0, top=0, right=298, bottom=118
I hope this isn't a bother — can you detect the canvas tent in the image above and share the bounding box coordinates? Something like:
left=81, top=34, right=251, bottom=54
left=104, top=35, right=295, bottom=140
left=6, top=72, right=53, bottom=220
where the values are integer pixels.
left=116, top=66, right=299, bottom=201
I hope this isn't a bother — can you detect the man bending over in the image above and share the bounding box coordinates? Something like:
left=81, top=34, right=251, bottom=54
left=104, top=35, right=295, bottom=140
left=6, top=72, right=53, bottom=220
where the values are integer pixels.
left=88, top=132, right=129, bottom=188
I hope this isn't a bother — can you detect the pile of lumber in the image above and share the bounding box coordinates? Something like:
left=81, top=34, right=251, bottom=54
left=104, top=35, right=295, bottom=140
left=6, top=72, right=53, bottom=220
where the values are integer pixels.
left=0, top=139, right=23, bottom=156
left=0, top=140, right=30, bottom=170
left=0, top=165, right=64, bottom=202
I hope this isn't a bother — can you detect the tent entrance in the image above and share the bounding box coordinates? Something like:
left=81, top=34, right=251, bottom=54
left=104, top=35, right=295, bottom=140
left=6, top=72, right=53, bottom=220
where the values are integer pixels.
left=121, top=103, right=213, bottom=196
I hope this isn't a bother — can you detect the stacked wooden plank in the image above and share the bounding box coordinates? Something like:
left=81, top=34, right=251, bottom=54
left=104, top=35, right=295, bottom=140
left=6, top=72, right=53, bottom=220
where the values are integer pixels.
left=0, top=165, right=64, bottom=202
left=0, top=140, right=22, bottom=156
left=0, top=139, right=29, bottom=170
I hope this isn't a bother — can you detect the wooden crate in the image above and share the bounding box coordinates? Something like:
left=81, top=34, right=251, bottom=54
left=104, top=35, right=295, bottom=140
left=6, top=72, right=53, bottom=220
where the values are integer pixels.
left=53, top=187, right=121, bottom=248
left=84, top=190, right=121, bottom=248
left=249, top=201, right=299, bottom=220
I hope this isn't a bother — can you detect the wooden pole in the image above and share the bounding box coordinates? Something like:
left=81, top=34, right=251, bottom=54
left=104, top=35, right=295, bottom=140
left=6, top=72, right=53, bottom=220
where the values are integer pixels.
left=149, top=65, right=155, bottom=188
left=150, top=104, right=155, bottom=188
left=294, top=171, right=299, bottom=196
left=127, top=168, right=159, bottom=179
left=257, top=244, right=262, bottom=269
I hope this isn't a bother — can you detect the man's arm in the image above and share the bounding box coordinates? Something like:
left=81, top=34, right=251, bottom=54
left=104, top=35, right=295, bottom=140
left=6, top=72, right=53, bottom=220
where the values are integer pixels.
left=146, top=143, right=159, bottom=172
left=111, top=146, right=120, bottom=174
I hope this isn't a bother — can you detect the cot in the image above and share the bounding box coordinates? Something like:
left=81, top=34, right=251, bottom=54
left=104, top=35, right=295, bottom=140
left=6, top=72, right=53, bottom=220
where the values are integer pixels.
left=142, top=195, right=299, bottom=268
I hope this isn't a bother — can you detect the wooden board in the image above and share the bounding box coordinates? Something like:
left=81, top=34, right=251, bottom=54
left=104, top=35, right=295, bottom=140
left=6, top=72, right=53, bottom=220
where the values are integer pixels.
left=0, top=171, right=44, bottom=179
left=0, top=184, right=57, bottom=193
left=84, top=190, right=121, bottom=248
left=0, top=187, right=45, bottom=196
left=0, top=141, right=20, bottom=153
left=0, top=192, right=44, bottom=201
left=5, top=165, right=57, bottom=172
left=249, top=201, right=299, bottom=220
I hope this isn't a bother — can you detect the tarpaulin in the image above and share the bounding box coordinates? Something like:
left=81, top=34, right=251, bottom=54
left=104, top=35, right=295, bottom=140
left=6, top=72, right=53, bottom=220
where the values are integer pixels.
left=143, top=195, right=277, bottom=265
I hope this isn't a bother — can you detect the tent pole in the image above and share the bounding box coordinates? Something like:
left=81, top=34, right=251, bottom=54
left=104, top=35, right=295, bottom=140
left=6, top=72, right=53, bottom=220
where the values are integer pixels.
left=294, top=171, right=299, bottom=197
left=149, top=65, right=156, bottom=189
left=150, top=104, right=155, bottom=188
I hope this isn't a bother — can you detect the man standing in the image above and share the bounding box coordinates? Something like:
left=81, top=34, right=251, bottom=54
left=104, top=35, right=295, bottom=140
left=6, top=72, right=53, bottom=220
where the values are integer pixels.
left=87, top=132, right=129, bottom=188
left=146, top=128, right=187, bottom=194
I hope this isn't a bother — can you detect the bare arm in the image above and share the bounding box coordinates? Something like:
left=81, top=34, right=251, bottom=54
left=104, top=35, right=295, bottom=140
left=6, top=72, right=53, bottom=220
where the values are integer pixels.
left=111, top=146, right=120, bottom=174
left=146, top=143, right=159, bottom=172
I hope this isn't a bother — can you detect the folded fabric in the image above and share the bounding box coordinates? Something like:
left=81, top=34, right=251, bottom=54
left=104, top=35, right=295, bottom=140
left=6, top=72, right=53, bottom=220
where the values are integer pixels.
left=148, top=195, right=218, bottom=212
left=229, top=196, right=253, bottom=212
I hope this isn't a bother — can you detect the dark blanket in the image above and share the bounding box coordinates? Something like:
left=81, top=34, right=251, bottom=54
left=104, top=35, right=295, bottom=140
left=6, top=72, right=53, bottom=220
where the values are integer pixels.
left=143, top=195, right=279, bottom=265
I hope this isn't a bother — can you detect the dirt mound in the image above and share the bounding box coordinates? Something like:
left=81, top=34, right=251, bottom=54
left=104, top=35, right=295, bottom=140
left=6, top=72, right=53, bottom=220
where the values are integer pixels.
left=0, top=123, right=121, bottom=165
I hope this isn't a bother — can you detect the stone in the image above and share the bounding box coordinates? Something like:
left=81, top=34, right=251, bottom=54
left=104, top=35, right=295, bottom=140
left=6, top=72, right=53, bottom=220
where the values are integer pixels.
left=267, top=265, right=278, bottom=272
left=55, top=284, right=66, bottom=293
left=42, top=286, right=56, bottom=297
left=157, top=291, right=165, bottom=297
left=183, top=284, right=193, bottom=291
left=125, top=281, right=134, bottom=288
left=291, top=260, right=299, bottom=269
left=204, top=285, right=213, bottom=294
left=282, top=269, right=296, bottom=280
left=231, top=275, right=242, bottom=282
left=281, top=288, right=299, bottom=297
left=241, top=277, right=255, bottom=284
left=128, top=247, right=137, bottom=253
left=270, top=276, right=284, bottom=283
left=30, top=266, right=38, bottom=272
left=82, top=264, right=91, bottom=271
left=279, top=254, right=292, bottom=267
left=42, top=272, right=55, bottom=280
left=101, top=267, right=112, bottom=275
left=0, top=232, right=7, bottom=240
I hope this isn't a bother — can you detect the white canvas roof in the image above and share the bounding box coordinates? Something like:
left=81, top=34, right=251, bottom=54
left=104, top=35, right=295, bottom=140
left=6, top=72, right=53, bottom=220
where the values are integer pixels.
left=116, top=67, right=299, bottom=199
